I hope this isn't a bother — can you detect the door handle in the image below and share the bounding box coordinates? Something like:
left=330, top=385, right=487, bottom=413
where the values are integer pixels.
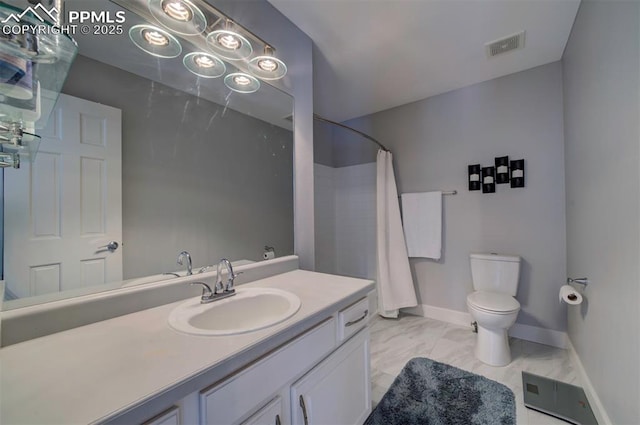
left=97, top=241, right=119, bottom=253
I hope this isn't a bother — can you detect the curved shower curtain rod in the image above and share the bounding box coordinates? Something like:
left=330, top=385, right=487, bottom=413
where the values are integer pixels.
left=313, top=113, right=391, bottom=152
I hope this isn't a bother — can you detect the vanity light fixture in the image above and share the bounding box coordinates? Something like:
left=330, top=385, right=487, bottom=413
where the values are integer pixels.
left=206, top=20, right=253, bottom=61
left=248, top=46, right=287, bottom=80
left=224, top=72, right=260, bottom=93
left=183, top=52, right=226, bottom=78
left=148, top=0, right=207, bottom=35
left=138, top=0, right=290, bottom=93
left=129, top=24, right=182, bottom=58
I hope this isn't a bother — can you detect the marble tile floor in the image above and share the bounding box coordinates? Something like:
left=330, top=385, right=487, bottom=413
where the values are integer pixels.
left=370, top=313, right=579, bottom=425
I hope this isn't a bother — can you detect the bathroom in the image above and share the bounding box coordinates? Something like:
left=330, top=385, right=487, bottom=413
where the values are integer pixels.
left=0, top=0, right=637, bottom=424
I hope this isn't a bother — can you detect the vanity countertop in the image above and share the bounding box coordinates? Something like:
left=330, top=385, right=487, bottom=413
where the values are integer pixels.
left=0, top=270, right=374, bottom=424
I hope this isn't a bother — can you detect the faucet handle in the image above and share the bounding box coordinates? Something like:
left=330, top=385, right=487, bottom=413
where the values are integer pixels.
left=190, top=281, right=213, bottom=299
left=197, top=265, right=214, bottom=274
left=225, top=271, right=243, bottom=292
left=214, top=280, right=224, bottom=294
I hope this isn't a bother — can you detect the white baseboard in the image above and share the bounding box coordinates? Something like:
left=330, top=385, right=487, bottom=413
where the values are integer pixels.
left=567, top=339, right=612, bottom=425
left=402, top=303, right=568, bottom=349
left=509, top=323, right=567, bottom=349
left=403, top=304, right=474, bottom=328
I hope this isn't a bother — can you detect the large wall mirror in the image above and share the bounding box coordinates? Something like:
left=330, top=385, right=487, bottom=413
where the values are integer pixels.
left=2, top=0, right=294, bottom=309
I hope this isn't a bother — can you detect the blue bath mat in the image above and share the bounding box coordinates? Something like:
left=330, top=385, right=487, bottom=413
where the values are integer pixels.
left=365, top=357, right=516, bottom=425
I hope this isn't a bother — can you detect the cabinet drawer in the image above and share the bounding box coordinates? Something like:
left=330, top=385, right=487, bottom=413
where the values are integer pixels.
left=200, top=318, right=336, bottom=425
left=337, top=297, right=369, bottom=342
left=240, top=397, right=283, bottom=425
left=141, top=406, right=180, bottom=425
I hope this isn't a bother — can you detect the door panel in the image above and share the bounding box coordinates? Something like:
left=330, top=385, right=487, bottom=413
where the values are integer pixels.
left=4, top=93, right=122, bottom=298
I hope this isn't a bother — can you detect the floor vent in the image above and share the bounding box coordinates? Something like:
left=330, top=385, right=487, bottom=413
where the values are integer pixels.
left=486, top=31, right=525, bottom=57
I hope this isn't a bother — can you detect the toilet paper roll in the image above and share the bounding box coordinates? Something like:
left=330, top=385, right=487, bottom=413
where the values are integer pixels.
left=263, top=251, right=275, bottom=260
left=559, top=285, right=582, bottom=305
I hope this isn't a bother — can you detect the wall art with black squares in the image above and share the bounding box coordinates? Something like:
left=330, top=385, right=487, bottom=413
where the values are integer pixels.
left=467, top=156, right=525, bottom=193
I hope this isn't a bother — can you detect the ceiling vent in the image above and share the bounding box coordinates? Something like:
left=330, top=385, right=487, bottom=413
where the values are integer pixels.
left=486, top=31, right=525, bottom=58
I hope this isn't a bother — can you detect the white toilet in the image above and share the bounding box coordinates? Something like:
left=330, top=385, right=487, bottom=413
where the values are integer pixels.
left=466, top=253, right=521, bottom=367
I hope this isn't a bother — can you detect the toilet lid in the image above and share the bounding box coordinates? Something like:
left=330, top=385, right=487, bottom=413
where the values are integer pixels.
left=467, top=291, right=520, bottom=313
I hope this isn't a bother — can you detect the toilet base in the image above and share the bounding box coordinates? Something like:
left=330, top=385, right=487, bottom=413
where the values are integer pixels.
left=475, top=325, right=511, bottom=367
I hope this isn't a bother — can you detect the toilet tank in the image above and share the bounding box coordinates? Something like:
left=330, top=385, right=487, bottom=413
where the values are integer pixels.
left=470, top=253, right=521, bottom=296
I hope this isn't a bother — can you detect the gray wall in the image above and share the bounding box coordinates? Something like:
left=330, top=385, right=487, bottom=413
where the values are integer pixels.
left=346, top=62, right=568, bottom=331
left=563, top=1, right=639, bottom=423
left=63, top=55, right=294, bottom=278
left=313, top=119, right=378, bottom=168
left=313, top=119, right=334, bottom=167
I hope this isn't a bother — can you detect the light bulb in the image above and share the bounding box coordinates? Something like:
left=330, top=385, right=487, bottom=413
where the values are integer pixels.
left=130, top=25, right=182, bottom=58
left=224, top=73, right=260, bottom=93
left=234, top=75, right=252, bottom=86
left=162, top=0, right=192, bottom=21
left=217, top=33, right=240, bottom=50
left=194, top=55, right=215, bottom=68
left=183, top=52, right=225, bottom=78
left=257, top=58, right=278, bottom=72
left=248, top=51, right=287, bottom=80
left=142, top=29, right=169, bottom=46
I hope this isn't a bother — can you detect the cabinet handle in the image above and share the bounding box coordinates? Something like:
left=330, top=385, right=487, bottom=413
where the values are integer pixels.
left=275, top=414, right=281, bottom=425
left=299, top=395, right=309, bottom=425
left=345, top=309, right=369, bottom=327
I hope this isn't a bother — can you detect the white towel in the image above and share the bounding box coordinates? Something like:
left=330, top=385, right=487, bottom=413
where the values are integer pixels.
left=401, top=191, right=442, bottom=260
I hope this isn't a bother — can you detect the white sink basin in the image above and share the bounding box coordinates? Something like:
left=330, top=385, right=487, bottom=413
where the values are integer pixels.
left=168, top=287, right=301, bottom=336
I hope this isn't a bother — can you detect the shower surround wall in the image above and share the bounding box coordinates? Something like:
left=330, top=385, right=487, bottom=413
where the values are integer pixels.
left=314, top=119, right=378, bottom=280
left=314, top=163, right=376, bottom=280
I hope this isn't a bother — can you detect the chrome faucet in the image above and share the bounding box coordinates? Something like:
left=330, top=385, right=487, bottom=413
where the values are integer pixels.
left=216, top=258, right=239, bottom=293
left=187, top=258, right=241, bottom=304
left=177, top=251, right=193, bottom=276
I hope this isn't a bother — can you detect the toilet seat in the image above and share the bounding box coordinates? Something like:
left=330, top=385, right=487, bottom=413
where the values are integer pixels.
left=467, top=291, right=520, bottom=314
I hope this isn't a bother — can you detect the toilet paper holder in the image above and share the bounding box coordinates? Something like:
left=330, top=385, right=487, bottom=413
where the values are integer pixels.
left=567, top=277, right=589, bottom=287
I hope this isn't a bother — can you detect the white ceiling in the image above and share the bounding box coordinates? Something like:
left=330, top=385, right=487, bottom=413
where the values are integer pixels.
left=268, top=0, right=580, bottom=122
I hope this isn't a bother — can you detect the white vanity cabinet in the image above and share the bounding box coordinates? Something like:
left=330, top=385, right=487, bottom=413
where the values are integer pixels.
left=1, top=268, right=375, bottom=425
left=196, top=298, right=371, bottom=425
left=291, top=328, right=370, bottom=425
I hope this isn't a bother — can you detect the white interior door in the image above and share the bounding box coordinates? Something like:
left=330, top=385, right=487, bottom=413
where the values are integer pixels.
left=4, top=93, right=122, bottom=298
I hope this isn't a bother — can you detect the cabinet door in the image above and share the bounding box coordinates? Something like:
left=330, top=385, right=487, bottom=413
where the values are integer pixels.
left=200, top=319, right=336, bottom=425
left=291, top=329, right=370, bottom=425
left=241, top=397, right=283, bottom=425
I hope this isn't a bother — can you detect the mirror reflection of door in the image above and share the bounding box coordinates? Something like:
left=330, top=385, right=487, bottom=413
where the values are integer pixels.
left=4, top=94, right=122, bottom=299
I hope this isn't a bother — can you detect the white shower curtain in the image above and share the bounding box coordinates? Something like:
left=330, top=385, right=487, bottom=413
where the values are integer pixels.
left=376, top=150, right=418, bottom=318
